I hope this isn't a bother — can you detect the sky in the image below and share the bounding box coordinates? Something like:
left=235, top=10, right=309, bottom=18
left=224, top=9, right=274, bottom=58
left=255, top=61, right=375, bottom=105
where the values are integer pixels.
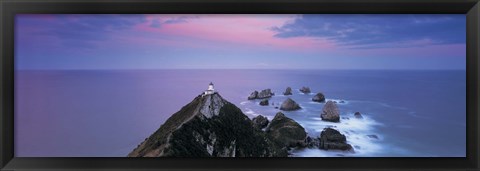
left=15, top=14, right=466, bottom=70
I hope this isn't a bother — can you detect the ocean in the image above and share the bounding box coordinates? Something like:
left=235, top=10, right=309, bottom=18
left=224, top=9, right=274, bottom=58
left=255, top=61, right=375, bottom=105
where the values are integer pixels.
left=14, top=69, right=466, bottom=157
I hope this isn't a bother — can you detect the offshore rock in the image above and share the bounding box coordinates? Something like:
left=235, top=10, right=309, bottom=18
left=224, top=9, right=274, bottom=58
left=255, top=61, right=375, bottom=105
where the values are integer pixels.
left=280, top=98, right=301, bottom=111
left=259, top=99, right=269, bottom=106
left=283, top=87, right=292, bottom=95
left=312, top=93, right=326, bottom=103
left=258, top=89, right=274, bottom=99
left=300, top=87, right=311, bottom=94
left=321, top=101, right=340, bottom=122
left=248, top=91, right=259, bottom=100
left=248, top=89, right=274, bottom=100
left=354, top=112, right=363, bottom=119
left=319, top=128, right=353, bottom=151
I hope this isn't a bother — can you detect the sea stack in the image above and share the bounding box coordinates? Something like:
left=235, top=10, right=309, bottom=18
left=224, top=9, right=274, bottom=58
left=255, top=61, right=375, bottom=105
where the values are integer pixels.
left=248, top=89, right=274, bottom=100
left=280, top=98, right=301, bottom=111
left=283, top=87, right=292, bottom=95
left=320, top=101, right=340, bottom=122
left=300, top=87, right=311, bottom=94
left=312, top=93, right=326, bottom=103
left=248, top=91, right=259, bottom=100
left=319, top=128, right=353, bottom=151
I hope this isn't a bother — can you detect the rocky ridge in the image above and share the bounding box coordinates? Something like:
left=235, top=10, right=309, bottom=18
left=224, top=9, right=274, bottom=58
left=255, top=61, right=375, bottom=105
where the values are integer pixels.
left=128, top=92, right=287, bottom=157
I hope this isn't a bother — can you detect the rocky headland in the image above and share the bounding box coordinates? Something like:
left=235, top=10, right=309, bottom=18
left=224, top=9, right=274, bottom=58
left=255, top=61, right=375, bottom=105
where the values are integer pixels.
left=128, top=92, right=287, bottom=157
left=266, top=112, right=307, bottom=147
left=130, top=85, right=370, bottom=157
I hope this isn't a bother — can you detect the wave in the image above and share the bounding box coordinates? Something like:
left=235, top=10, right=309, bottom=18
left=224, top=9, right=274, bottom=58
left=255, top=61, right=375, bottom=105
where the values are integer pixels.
left=243, top=108, right=257, bottom=116
left=295, top=115, right=385, bottom=157
left=242, top=108, right=275, bottom=120
left=240, top=96, right=398, bottom=157
left=307, top=99, right=349, bottom=105
left=326, top=99, right=349, bottom=104
left=306, top=115, right=382, bottom=133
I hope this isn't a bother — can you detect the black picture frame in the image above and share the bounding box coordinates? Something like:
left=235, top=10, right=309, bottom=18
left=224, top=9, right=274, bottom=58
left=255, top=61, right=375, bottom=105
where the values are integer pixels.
left=1, top=0, right=479, bottom=170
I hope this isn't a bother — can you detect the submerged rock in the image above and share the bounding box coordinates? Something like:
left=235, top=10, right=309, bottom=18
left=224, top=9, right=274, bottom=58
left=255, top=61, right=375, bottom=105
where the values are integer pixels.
left=312, top=93, right=326, bottom=103
left=354, top=112, right=363, bottom=119
left=252, top=115, right=269, bottom=129
left=266, top=112, right=307, bottom=147
left=321, top=101, right=340, bottom=122
left=300, top=86, right=311, bottom=94
left=128, top=92, right=287, bottom=157
left=280, top=98, right=301, bottom=111
left=259, top=99, right=269, bottom=106
left=319, top=128, right=353, bottom=151
left=367, top=135, right=379, bottom=139
left=305, top=136, right=321, bottom=148
left=283, top=87, right=292, bottom=95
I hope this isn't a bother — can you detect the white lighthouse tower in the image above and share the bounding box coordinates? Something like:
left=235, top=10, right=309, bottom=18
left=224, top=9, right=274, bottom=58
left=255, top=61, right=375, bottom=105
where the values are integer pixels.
left=204, top=82, right=215, bottom=95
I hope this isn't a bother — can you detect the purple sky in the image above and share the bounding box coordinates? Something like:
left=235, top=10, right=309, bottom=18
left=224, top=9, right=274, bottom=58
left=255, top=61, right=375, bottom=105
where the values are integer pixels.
left=15, top=14, right=466, bottom=70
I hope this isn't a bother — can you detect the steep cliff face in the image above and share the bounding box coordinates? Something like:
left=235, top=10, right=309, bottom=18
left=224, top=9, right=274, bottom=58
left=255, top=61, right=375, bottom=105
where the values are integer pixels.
left=128, top=93, right=287, bottom=157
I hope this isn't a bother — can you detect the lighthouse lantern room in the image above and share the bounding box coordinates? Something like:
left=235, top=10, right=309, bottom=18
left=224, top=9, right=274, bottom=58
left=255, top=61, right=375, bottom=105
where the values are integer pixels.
left=204, top=82, right=215, bottom=95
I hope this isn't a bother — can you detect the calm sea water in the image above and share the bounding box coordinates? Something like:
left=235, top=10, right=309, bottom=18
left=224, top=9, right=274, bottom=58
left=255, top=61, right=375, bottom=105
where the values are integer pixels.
left=15, top=69, right=466, bottom=157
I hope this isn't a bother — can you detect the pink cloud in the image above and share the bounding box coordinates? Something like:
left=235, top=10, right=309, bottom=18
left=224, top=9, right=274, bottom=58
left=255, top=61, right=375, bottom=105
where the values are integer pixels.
left=133, top=15, right=336, bottom=51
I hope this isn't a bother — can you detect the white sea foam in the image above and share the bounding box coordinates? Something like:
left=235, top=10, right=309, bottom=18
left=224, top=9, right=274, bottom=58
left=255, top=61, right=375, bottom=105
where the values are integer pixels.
left=407, top=111, right=431, bottom=120
left=240, top=101, right=249, bottom=105
left=307, top=115, right=382, bottom=133
left=292, top=112, right=385, bottom=156
left=241, top=96, right=390, bottom=157
left=243, top=108, right=258, bottom=117
left=325, top=98, right=349, bottom=104
left=242, top=108, right=276, bottom=120
left=307, top=99, right=349, bottom=105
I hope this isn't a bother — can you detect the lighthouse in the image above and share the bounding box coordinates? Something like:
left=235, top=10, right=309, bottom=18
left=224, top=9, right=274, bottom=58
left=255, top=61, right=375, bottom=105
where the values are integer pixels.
left=204, top=82, right=215, bottom=95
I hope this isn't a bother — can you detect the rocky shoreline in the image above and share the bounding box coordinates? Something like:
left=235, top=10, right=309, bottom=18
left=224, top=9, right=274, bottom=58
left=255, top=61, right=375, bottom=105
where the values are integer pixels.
left=245, top=86, right=373, bottom=154
left=129, top=85, right=372, bottom=157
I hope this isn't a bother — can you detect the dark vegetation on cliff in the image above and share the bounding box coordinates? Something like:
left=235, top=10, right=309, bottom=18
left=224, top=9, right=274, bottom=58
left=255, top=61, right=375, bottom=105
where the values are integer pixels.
left=129, top=93, right=287, bottom=157
left=164, top=103, right=286, bottom=157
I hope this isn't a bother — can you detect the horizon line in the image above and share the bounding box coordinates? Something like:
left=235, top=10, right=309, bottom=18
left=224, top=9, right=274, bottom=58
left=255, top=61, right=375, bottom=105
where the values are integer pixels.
left=15, top=68, right=467, bottom=71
